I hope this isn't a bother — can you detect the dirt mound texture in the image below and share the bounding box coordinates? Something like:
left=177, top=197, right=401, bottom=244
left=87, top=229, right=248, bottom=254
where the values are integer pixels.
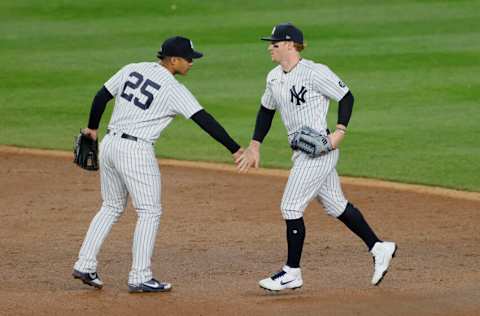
left=1, top=147, right=479, bottom=316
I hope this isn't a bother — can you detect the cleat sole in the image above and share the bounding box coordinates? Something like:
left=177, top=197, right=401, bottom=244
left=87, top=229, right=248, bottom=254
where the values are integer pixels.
left=259, top=285, right=303, bottom=292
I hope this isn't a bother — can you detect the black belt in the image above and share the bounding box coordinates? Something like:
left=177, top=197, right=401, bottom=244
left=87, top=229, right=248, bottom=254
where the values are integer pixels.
left=106, top=129, right=138, bottom=142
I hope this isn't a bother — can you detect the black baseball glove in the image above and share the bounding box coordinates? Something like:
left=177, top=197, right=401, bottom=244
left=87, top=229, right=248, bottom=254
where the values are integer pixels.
left=73, top=131, right=99, bottom=171
left=290, top=126, right=333, bottom=158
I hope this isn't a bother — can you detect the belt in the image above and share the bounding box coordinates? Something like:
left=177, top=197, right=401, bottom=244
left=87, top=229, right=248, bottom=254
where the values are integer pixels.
left=289, top=128, right=330, bottom=139
left=106, top=129, right=138, bottom=142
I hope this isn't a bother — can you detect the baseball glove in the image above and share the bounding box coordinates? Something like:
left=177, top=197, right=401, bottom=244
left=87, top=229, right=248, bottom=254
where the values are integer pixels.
left=290, top=126, right=333, bottom=158
left=73, top=131, right=99, bottom=171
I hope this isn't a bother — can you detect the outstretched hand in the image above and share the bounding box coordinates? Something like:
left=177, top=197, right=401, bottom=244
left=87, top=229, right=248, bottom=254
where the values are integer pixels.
left=235, top=141, right=261, bottom=173
left=232, top=148, right=244, bottom=163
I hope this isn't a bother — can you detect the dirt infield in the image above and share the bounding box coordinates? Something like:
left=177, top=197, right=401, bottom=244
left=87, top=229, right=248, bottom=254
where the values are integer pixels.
left=0, top=147, right=479, bottom=316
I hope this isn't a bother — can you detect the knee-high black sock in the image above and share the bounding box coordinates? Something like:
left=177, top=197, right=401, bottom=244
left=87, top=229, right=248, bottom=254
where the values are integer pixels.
left=338, top=202, right=380, bottom=251
left=286, top=218, right=306, bottom=268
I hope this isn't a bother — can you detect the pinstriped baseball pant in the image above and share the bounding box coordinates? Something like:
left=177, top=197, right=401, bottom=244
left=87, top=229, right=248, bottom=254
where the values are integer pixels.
left=74, top=133, right=162, bottom=285
left=281, top=149, right=348, bottom=220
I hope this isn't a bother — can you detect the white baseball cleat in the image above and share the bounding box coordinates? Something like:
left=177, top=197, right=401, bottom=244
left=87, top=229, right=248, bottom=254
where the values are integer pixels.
left=259, top=265, right=303, bottom=292
left=371, top=241, right=397, bottom=285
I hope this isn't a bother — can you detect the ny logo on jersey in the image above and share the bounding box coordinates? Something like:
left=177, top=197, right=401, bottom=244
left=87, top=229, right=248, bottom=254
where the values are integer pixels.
left=290, top=85, right=307, bottom=105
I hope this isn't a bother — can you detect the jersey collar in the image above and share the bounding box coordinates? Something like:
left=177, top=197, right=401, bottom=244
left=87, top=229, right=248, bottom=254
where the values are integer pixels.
left=282, top=58, right=303, bottom=74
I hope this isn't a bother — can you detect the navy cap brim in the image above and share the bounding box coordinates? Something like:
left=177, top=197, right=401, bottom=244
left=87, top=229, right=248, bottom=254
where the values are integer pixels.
left=261, top=36, right=285, bottom=42
left=191, top=51, right=203, bottom=59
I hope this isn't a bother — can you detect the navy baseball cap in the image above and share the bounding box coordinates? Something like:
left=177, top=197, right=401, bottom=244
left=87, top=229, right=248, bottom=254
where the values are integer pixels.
left=261, top=23, right=304, bottom=44
left=157, top=36, right=203, bottom=60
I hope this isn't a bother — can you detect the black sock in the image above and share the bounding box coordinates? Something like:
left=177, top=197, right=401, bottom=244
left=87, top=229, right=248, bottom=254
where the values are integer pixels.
left=338, top=202, right=381, bottom=251
left=286, top=218, right=306, bottom=268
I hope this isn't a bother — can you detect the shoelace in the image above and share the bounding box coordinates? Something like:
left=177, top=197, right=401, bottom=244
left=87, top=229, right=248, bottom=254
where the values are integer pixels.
left=271, top=270, right=287, bottom=280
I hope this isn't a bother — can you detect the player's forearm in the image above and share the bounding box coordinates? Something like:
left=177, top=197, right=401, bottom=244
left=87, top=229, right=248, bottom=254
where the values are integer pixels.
left=337, top=91, right=354, bottom=127
left=87, top=86, right=113, bottom=129
left=252, top=105, right=276, bottom=143
left=329, top=126, right=346, bottom=149
left=191, top=110, right=240, bottom=154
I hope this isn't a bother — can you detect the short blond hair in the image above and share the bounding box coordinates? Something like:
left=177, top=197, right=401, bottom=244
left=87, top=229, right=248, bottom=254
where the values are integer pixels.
left=294, top=42, right=306, bottom=52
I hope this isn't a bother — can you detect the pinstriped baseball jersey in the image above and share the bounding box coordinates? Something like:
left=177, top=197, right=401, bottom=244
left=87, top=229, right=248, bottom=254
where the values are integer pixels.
left=261, top=59, right=349, bottom=140
left=261, top=59, right=349, bottom=219
left=104, top=62, right=202, bottom=142
left=74, top=61, right=204, bottom=285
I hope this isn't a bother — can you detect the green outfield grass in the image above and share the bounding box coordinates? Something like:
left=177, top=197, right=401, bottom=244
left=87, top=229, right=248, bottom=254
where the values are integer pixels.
left=1, top=0, right=479, bottom=191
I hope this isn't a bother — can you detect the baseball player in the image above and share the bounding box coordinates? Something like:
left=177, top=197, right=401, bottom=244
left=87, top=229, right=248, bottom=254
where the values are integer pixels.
left=73, top=36, right=243, bottom=293
left=236, top=23, right=397, bottom=291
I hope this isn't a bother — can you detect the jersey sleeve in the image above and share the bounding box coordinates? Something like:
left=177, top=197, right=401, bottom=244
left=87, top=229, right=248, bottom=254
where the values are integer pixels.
left=260, top=76, right=278, bottom=110
left=103, top=65, right=129, bottom=96
left=313, top=65, right=350, bottom=102
left=168, top=84, right=203, bottom=119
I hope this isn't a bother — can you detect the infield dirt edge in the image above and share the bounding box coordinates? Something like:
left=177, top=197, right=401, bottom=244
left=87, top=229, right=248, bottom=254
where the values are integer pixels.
left=2, top=145, right=478, bottom=202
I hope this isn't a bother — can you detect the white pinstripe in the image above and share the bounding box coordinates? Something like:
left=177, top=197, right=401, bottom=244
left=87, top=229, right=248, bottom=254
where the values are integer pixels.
left=75, top=62, right=202, bottom=285
left=261, top=59, right=349, bottom=219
